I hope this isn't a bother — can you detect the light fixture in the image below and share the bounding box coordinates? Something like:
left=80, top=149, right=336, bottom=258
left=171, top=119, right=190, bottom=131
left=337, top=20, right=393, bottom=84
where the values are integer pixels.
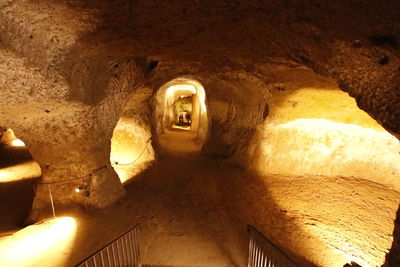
left=10, top=139, right=25, bottom=147
left=0, top=217, right=77, bottom=266
left=74, top=185, right=89, bottom=197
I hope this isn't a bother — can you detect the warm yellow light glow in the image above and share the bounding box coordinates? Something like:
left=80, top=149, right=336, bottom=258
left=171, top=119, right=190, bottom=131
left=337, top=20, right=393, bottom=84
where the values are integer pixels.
left=250, top=84, right=400, bottom=192
left=0, top=161, right=42, bottom=183
left=246, top=84, right=400, bottom=266
left=166, top=84, right=197, bottom=95
left=171, top=124, right=191, bottom=130
left=157, top=78, right=208, bottom=141
left=0, top=170, right=12, bottom=180
left=298, top=218, right=380, bottom=266
left=164, top=84, right=198, bottom=111
left=0, top=217, right=77, bottom=267
left=110, top=117, right=155, bottom=183
left=267, top=86, right=386, bottom=130
left=254, top=118, right=400, bottom=190
left=239, top=81, right=400, bottom=266
left=333, top=248, right=369, bottom=267
left=259, top=169, right=399, bottom=267
left=10, top=139, right=25, bottom=147
left=111, top=129, right=138, bottom=165
left=75, top=188, right=80, bottom=193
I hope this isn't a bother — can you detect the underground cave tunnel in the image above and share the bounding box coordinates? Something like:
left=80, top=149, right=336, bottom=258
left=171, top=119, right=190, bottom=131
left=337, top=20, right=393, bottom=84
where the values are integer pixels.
left=155, top=78, right=208, bottom=155
left=1, top=1, right=400, bottom=267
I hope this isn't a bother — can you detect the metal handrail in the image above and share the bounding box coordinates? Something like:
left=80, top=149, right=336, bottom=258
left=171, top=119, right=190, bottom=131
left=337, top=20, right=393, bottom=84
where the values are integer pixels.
left=76, top=224, right=140, bottom=267
left=248, top=225, right=299, bottom=267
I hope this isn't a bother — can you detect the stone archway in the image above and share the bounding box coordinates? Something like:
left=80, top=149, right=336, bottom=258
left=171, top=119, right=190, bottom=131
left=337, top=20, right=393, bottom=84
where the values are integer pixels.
left=155, top=78, right=209, bottom=154
left=110, top=87, right=156, bottom=184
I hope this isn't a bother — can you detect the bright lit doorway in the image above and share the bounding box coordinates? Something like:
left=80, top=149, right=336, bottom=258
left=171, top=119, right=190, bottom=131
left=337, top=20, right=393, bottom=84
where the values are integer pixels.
left=155, top=78, right=208, bottom=154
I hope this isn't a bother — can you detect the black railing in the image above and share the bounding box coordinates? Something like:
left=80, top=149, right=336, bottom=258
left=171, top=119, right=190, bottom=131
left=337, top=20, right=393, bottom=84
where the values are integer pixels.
left=248, top=225, right=299, bottom=267
left=76, top=224, right=140, bottom=267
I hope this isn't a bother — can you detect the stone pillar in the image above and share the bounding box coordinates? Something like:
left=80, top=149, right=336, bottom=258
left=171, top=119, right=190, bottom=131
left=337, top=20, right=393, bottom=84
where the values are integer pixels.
left=25, top=129, right=126, bottom=221
left=13, top=101, right=131, bottom=222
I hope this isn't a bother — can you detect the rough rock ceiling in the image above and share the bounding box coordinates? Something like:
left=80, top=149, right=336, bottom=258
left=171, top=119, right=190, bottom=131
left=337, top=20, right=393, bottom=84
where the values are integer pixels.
left=1, top=0, right=399, bottom=132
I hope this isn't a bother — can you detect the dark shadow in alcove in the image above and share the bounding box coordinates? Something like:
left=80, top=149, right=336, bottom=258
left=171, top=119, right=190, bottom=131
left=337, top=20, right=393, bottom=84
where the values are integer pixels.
left=369, top=35, right=398, bottom=48
left=0, top=144, right=33, bottom=169
left=382, top=204, right=400, bottom=267
left=0, top=143, right=41, bottom=235
left=0, top=176, right=41, bottom=234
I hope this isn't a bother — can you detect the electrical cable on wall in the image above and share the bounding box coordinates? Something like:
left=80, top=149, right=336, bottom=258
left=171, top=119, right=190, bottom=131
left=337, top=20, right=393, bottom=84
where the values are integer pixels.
left=37, top=165, right=107, bottom=185
left=113, top=138, right=152, bottom=166
left=34, top=165, right=107, bottom=218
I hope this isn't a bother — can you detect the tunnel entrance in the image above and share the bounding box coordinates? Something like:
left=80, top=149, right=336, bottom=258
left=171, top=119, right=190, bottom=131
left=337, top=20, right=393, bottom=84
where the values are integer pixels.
left=173, top=96, right=192, bottom=130
left=109, top=88, right=156, bottom=184
left=0, top=128, right=41, bottom=233
left=155, top=78, right=208, bottom=154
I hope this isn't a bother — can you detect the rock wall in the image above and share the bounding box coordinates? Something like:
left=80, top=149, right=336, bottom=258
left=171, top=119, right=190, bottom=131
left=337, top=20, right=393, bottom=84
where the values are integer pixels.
left=237, top=67, right=400, bottom=191
left=1, top=0, right=400, bottom=232
left=0, top=1, right=156, bottom=219
left=111, top=87, right=156, bottom=183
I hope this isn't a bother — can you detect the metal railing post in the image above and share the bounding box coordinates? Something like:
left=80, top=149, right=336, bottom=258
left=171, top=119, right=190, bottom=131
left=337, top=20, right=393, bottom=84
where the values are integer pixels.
left=247, top=225, right=299, bottom=267
left=75, top=224, right=140, bottom=267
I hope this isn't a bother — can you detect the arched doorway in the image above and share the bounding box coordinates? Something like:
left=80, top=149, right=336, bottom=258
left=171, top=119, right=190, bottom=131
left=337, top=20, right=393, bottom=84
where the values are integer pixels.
left=109, top=88, right=156, bottom=184
left=155, top=78, right=208, bottom=154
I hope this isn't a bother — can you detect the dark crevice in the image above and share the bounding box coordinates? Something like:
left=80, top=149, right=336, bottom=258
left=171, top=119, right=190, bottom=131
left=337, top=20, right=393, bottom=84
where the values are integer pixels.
left=370, top=35, right=398, bottom=48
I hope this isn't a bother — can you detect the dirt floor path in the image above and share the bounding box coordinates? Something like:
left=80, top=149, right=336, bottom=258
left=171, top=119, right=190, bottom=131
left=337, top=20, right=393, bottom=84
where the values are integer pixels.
left=121, top=154, right=400, bottom=267
left=158, top=129, right=203, bottom=154
left=0, top=131, right=399, bottom=267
